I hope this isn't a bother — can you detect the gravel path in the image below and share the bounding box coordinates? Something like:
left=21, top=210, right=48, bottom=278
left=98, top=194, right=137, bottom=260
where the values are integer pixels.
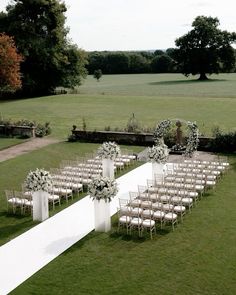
left=0, top=137, right=62, bottom=162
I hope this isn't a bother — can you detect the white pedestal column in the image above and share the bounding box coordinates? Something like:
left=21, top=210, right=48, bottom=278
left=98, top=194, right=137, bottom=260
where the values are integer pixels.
left=32, top=190, right=49, bottom=222
left=94, top=199, right=111, bottom=232
left=102, top=159, right=114, bottom=179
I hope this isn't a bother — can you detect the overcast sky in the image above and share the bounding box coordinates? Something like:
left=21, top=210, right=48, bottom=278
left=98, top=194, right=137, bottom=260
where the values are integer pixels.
left=0, top=0, right=235, bottom=51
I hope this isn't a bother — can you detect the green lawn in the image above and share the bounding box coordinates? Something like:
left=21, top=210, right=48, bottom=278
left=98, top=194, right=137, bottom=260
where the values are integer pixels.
left=0, top=74, right=236, bottom=139
left=0, top=137, right=27, bottom=150
left=11, top=155, right=236, bottom=295
left=0, top=142, right=143, bottom=246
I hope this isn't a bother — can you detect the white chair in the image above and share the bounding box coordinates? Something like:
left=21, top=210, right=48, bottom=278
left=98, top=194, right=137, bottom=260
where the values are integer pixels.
left=117, top=208, right=131, bottom=234
left=141, top=218, right=156, bottom=239
left=5, top=190, right=18, bottom=213
left=163, top=208, right=178, bottom=231
left=130, top=216, right=143, bottom=237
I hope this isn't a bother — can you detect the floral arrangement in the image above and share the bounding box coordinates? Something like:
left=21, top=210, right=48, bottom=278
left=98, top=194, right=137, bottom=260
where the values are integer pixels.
left=97, top=141, right=121, bottom=160
left=147, top=144, right=169, bottom=164
left=153, top=119, right=171, bottom=144
left=25, top=168, right=53, bottom=192
left=184, top=121, right=199, bottom=157
left=88, top=176, right=118, bottom=202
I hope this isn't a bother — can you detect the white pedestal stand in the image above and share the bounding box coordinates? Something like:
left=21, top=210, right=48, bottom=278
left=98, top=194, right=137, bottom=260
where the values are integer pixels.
left=102, top=158, right=114, bottom=179
left=32, top=190, right=49, bottom=222
left=94, top=199, right=111, bottom=232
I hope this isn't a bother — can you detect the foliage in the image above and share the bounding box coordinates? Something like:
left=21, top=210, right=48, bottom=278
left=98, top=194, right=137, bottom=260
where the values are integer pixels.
left=97, top=141, right=121, bottom=160
left=0, top=33, right=23, bottom=93
left=151, top=54, right=175, bottom=73
left=93, top=69, right=103, bottom=81
left=147, top=144, right=169, bottom=164
left=174, top=16, right=236, bottom=80
left=125, top=113, right=141, bottom=133
left=88, top=176, right=118, bottom=202
left=35, top=122, right=51, bottom=138
left=184, top=121, right=199, bottom=157
left=210, top=131, right=236, bottom=153
left=0, top=0, right=87, bottom=96
left=82, top=117, right=87, bottom=131
left=67, top=133, right=77, bottom=142
left=153, top=119, right=171, bottom=144
left=25, top=168, right=52, bottom=192
left=86, top=50, right=181, bottom=75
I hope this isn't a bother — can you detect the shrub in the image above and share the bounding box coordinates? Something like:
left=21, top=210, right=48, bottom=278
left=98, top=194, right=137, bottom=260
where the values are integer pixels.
left=125, top=113, right=141, bottom=133
left=210, top=131, right=236, bottom=153
left=35, top=122, right=51, bottom=137
left=67, top=134, right=77, bottom=142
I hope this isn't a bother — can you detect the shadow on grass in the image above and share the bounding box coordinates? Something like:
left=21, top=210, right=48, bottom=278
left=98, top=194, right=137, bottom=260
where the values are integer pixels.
left=149, top=78, right=227, bottom=86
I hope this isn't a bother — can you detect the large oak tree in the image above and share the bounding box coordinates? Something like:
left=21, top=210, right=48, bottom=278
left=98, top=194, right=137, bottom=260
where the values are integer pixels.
left=174, top=16, right=236, bottom=80
left=0, top=0, right=87, bottom=96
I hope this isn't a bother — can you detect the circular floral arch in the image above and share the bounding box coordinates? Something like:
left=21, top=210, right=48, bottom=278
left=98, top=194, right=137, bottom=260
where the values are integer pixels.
left=153, top=119, right=199, bottom=157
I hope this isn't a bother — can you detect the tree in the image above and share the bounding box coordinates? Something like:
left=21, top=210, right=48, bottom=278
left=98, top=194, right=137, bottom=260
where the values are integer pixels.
left=0, top=0, right=87, bottom=96
left=153, top=49, right=164, bottom=56
left=0, top=33, right=23, bottom=92
left=174, top=16, right=236, bottom=80
left=105, top=52, right=130, bottom=74
left=93, top=69, right=102, bottom=81
left=151, top=54, right=174, bottom=73
left=129, top=53, right=150, bottom=73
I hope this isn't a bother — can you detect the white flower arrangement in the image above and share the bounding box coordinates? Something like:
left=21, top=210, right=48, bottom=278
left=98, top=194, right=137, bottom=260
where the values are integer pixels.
left=88, top=176, right=118, bottom=202
left=147, top=144, right=169, bottom=164
left=97, top=141, right=121, bottom=160
left=184, top=121, right=199, bottom=157
left=25, top=168, right=53, bottom=192
left=153, top=119, right=171, bottom=144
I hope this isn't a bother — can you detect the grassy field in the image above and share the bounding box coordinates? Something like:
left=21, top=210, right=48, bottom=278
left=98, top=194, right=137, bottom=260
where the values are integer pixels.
left=11, top=155, right=236, bottom=295
left=0, top=73, right=236, bottom=139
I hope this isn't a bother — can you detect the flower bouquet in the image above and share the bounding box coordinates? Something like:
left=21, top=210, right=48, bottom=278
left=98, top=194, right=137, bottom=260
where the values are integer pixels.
left=147, top=144, right=169, bottom=164
left=88, top=176, right=118, bottom=203
left=97, top=141, right=121, bottom=160
left=25, top=168, right=52, bottom=192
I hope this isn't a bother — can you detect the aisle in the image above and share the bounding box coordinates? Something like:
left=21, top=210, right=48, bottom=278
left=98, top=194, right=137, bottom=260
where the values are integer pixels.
left=0, top=163, right=152, bottom=295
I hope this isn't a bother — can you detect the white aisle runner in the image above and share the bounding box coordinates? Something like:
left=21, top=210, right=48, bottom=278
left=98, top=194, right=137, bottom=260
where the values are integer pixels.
left=0, top=163, right=152, bottom=295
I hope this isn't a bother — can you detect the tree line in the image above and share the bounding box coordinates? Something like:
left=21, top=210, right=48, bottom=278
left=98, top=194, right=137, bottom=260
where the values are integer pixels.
left=87, top=49, right=177, bottom=75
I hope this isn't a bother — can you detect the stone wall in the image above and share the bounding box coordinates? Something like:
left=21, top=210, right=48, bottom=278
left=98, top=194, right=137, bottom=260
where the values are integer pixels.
left=71, top=130, right=214, bottom=150
left=0, top=125, right=35, bottom=138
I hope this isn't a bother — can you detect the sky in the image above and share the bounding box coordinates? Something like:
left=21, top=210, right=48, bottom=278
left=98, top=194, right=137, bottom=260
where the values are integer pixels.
left=0, top=0, right=235, bottom=51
